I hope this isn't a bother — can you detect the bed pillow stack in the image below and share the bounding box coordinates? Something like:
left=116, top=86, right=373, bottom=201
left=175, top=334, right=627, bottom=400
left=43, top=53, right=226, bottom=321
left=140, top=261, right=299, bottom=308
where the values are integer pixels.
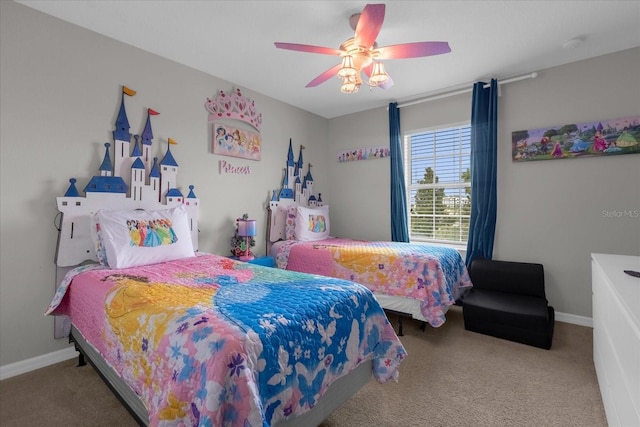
left=90, top=205, right=195, bottom=269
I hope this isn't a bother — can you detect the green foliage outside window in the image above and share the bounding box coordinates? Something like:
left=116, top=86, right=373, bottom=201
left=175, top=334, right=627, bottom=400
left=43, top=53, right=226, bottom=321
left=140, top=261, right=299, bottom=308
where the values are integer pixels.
left=406, top=124, right=471, bottom=244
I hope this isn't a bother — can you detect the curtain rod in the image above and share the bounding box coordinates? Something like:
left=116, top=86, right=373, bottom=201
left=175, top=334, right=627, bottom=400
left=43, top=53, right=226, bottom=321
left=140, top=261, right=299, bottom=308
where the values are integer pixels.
left=395, top=72, right=538, bottom=109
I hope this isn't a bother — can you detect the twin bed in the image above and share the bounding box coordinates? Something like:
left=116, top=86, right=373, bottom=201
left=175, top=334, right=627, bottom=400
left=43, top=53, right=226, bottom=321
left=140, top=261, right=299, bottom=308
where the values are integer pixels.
left=268, top=201, right=473, bottom=335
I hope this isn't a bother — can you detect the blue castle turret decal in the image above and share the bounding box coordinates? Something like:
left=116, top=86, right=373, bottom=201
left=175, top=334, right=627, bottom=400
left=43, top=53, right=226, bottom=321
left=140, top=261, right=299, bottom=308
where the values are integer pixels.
left=131, top=135, right=142, bottom=157
left=113, top=93, right=132, bottom=142
left=159, top=139, right=179, bottom=202
left=55, top=85, right=199, bottom=267
left=86, top=142, right=127, bottom=194
left=98, top=143, right=114, bottom=177
left=63, top=178, right=80, bottom=197
left=295, top=145, right=304, bottom=178
left=270, top=138, right=323, bottom=210
left=142, top=111, right=154, bottom=145
left=141, top=108, right=159, bottom=176
left=113, top=89, right=133, bottom=182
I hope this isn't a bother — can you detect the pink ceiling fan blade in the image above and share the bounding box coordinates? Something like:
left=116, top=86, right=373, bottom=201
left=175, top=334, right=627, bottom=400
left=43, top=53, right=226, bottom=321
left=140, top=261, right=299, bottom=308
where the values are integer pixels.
left=274, top=42, right=343, bottom=56
left=362, top=63, right=373, bottom=76
left=306, top=63, right=343, bottom=88
left=377, top=41, right=451, bottom=59
left=354, top=4, right=385, bottom=48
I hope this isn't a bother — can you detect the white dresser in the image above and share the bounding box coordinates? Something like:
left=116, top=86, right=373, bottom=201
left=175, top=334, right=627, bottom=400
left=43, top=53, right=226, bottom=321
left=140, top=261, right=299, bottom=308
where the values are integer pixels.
left=592, top=253, right=640, bottom=427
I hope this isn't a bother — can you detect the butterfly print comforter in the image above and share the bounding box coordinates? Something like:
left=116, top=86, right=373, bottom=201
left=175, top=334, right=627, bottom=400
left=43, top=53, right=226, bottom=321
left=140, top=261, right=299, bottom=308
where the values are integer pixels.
left=46, top=253, right=406, bottom=426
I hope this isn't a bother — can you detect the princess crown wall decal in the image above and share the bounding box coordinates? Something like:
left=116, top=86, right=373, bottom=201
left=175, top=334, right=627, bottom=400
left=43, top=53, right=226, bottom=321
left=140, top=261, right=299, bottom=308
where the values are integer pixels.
left=205, top=88, right=263, bottom=132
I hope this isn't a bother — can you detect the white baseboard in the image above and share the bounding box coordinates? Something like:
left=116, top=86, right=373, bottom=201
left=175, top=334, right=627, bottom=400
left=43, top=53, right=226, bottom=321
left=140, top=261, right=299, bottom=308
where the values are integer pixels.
left=0, top=311, right=593, bottom=381
left=0, top=346, right=77, bottom=381
left=555, top=311, right=593, bottom=328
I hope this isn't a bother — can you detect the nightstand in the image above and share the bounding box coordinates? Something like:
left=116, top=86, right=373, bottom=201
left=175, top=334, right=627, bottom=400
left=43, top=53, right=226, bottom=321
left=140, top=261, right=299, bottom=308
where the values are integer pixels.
left=229, top=256, right=275, bottom=267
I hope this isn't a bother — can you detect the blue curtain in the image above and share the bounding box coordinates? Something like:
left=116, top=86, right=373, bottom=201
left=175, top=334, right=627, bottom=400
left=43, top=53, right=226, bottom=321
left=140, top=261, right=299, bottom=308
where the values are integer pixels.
left=389, top=102, right=409, bottom=242
left=465, top=79, right=498, bottom=266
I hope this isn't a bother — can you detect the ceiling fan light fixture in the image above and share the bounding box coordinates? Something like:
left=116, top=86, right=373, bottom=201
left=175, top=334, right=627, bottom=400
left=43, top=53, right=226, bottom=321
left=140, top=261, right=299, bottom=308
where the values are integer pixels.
left=368, top=61, right=389, bottom=86
left=337, top=55, right=357, bottom=78
left=340, top=75, right=360, bottom=94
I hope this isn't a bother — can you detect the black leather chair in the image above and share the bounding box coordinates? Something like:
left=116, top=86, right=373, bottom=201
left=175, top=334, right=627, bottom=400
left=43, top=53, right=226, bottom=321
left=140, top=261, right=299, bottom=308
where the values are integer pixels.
left=462, top=258, right=554, bottom=349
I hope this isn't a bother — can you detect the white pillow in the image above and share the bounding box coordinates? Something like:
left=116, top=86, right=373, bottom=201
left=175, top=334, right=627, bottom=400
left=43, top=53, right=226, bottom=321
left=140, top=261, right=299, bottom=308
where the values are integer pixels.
left=294, top=205, right=330, bottom=241
left=96, top=205, right=195, bottom=269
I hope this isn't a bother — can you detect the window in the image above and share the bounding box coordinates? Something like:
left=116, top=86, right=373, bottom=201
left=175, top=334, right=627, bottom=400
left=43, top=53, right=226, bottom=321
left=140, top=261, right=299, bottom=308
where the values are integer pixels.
left=404, top=122, right=471, bottom=245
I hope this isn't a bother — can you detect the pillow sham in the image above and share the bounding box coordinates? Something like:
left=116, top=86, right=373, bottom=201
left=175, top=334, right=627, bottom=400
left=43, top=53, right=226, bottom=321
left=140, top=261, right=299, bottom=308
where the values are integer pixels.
left=89, top=212, right=109, bottom=266
left=96, top=205, right=195, bottom=269
left=285, top=205, right=297, bottom=240
left=294, top=205, right=330, bottom=241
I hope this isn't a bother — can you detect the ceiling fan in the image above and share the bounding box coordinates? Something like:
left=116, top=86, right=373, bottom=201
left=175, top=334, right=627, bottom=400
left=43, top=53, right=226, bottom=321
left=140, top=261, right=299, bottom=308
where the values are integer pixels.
left=274, top=3, right=451, bottom=94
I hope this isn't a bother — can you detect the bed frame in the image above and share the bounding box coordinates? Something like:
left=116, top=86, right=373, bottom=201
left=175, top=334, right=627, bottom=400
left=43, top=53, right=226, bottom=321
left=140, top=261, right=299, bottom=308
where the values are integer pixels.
left=69, top=325, right=373, bottom=426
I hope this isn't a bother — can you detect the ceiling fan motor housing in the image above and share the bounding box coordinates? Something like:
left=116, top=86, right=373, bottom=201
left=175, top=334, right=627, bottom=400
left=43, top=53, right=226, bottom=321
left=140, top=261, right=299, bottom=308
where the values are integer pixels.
left=339, top=38, right=377, bottom=70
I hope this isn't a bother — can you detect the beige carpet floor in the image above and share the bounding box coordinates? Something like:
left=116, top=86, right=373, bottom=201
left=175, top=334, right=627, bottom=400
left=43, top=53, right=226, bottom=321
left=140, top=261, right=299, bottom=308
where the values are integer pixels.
left=0, top=307, right=607, bottom=427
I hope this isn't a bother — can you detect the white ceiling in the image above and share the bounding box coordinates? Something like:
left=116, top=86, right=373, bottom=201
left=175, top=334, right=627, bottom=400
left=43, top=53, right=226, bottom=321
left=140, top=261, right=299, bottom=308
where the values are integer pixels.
left=16, top=1, right=640, bottom=119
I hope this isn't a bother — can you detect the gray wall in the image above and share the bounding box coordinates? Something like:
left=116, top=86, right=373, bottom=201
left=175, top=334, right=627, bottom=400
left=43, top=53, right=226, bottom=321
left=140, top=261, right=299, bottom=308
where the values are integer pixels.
left=0, top=2, right=328, bottom=366
left=327, top=48, right=640, bottom=322
left=1, top=1, right=638, bottom=368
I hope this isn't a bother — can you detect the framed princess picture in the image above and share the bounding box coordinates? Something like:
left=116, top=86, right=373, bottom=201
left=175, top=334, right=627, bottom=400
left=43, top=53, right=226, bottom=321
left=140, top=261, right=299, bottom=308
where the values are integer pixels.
left=212, top=123, right=262, bottom=161
left=512, top=116, right=639, bottom=162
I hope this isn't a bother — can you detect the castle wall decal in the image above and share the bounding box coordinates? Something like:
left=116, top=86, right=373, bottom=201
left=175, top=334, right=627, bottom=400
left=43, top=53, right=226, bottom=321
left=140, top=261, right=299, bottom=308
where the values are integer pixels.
left=55, top=86, right=199, bottom=268
left=267, top=140, right=325, bottom=243
left=269, top=139, right=324, bottom=210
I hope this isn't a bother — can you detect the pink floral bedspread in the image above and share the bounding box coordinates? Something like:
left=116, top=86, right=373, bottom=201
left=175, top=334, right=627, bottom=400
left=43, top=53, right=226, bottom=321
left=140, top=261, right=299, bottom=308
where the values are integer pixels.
left=275, top=238, right=473, bottom=327
left=46, top=254, right=406, bottom=426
